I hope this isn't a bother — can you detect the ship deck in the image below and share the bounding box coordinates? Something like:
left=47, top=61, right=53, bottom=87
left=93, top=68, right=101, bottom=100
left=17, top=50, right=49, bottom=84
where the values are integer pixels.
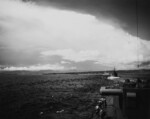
left=102, top=88, right=150, bottom=119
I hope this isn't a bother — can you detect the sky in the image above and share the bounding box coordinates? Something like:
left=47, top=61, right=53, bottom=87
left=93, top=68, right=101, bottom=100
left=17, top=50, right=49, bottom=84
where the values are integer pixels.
left=0, top=0, right=150, bottom=71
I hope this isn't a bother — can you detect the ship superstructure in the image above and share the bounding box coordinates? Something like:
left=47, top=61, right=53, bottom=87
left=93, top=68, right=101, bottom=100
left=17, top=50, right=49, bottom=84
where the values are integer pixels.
left=95, top=78, right=150, bottom=119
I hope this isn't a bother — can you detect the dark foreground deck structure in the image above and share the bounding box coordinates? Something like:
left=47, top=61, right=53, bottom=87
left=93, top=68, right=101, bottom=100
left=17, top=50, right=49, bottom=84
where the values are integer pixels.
left=99, top=80, right=150, bottom=119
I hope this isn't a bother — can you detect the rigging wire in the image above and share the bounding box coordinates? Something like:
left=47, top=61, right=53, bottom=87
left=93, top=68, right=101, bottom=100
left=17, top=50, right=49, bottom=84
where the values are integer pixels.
left=136, top=0, right=140, bottom=68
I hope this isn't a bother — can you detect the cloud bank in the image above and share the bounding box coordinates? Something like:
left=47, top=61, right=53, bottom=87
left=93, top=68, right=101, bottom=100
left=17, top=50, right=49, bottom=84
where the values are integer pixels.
left=0, top=0, right=150, bottom=71
left=1, top=64, right=65, bottom=71
left=29, top=0, right=150, bottom=41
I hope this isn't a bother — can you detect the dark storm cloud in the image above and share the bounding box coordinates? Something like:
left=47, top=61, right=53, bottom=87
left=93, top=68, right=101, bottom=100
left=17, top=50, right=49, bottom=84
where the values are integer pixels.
left=30, top=0, right=150, bottom=41
left=73, top=60, right=112, bottom=71
left=60, top=60, right=112, bottom=71
left=139, top=61, right=150, bottom=68
left=0, top=48, right=41, bottom=66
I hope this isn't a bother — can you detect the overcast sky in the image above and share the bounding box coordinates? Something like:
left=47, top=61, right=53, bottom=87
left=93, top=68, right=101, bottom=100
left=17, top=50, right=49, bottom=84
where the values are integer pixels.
left=0, top=0, right=150, bottom=71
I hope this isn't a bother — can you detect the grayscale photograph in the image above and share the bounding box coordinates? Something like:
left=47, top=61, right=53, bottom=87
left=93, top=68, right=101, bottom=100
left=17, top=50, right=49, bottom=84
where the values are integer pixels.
left=0, top=0, right=150, bottom=119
